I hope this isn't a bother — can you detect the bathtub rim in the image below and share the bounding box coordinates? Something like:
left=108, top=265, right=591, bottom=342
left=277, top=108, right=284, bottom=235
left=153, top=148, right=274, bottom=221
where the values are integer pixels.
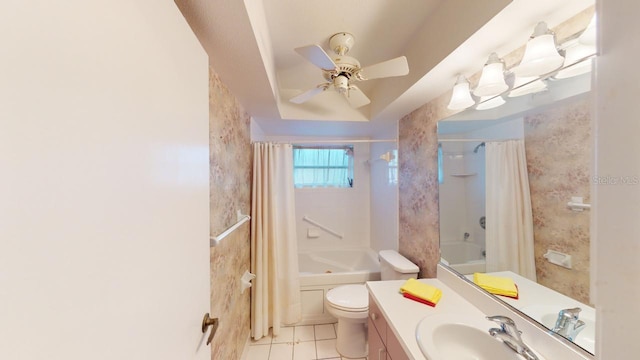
left=298, top=247, right=381, bottom=287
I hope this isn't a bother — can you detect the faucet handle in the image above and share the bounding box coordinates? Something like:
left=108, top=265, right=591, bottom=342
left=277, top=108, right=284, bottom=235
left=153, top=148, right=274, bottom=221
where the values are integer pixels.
left=552, top=307, right=586, bottom=341
left=487, top=315, right=521, bottom=338
left=554, top=307, right=582, bottom=330
left=560, top=307, right=582, bottom=320
left=487, top=315, right=539, bottom=360
left=487, top=315, right=515, bottom=329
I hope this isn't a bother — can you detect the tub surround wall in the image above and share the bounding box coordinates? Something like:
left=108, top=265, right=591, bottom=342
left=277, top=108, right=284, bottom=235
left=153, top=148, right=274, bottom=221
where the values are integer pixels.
left=524, top=97, right=591, bottom=304
left=370, top=126, right=400, bottom=253
left=462, top=142, right=484, bottom=248
left=256, top=133, right=399, bottom=253
left=209, top=68, right=252, bottom=359
left=438, top=141, right=471, bottom=245
left=293, top=142, right=371, bottom=252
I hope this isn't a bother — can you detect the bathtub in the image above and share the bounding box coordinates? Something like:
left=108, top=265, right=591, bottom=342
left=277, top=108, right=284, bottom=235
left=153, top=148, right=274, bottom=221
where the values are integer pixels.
left=440, top=241, right=486, bottom=275
left=296, top=248, right=381, bottom=325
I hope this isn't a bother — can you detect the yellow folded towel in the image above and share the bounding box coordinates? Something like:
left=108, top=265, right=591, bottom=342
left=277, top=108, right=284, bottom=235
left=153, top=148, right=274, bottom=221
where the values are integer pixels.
left=399, top=278, right=443, bottom=305
left=473, top=273, right=518, bottom=298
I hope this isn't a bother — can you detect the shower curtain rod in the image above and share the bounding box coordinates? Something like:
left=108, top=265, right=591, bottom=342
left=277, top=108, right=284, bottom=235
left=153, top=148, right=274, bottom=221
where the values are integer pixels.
left=253, top=139, right=397, bottom=144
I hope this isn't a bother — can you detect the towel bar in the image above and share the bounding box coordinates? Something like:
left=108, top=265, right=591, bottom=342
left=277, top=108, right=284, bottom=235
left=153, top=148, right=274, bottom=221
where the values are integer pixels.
left=210, top=210, right=250, bottom=246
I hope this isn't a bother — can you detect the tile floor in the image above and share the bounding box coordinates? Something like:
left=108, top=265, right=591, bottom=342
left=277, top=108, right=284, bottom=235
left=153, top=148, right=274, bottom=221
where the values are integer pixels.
left=245, top=322, right=367, bottom=360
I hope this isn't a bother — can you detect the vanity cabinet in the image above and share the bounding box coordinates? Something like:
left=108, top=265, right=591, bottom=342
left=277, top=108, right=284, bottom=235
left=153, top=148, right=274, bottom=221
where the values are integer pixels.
left=368, top=295, right=409, bottom=360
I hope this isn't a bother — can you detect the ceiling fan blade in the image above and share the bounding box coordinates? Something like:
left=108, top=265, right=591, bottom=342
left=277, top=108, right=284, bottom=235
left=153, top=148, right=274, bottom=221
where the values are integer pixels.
left=295, top=45, right=337, bottom=71
left=358, top=56, right=409, bottom=80
left=344, top=86, right=371, bottom=108
left=289, top=85, right=328, bottom=104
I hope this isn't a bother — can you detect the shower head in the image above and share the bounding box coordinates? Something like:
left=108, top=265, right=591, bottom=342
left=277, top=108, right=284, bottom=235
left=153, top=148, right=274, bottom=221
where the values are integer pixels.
left=473, top=142, right=486, bottom=153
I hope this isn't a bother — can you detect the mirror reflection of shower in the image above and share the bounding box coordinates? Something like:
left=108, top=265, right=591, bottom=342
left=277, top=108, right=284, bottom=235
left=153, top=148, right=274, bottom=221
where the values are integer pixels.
left=437, top=118, right=525, bottom=274
left=438, top=139, right=487, bottom=275
left=473, top=142, right=485, bottom=153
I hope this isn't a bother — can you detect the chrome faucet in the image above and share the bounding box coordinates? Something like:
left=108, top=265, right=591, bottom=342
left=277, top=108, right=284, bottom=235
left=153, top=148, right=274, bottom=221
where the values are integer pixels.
left=487, top=315, right=539, bottom=360
left=551, top=307, right=586, bottom=341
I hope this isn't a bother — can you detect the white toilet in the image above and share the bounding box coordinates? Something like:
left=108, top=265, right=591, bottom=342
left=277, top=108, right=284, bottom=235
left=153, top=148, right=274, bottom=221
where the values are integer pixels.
left=325, top=250, right=419, bottom=358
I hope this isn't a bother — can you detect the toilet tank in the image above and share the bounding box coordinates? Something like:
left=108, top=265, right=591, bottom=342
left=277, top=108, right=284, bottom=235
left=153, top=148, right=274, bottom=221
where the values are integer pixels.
left=378, top=250, right=419, bottom=280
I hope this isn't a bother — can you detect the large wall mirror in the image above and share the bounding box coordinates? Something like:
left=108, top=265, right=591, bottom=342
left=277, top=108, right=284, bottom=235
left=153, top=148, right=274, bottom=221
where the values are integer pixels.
left=438, top=65, right=594, bottom=354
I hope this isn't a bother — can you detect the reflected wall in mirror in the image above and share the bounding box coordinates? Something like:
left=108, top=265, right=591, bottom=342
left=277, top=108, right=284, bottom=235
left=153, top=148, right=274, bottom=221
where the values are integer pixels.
left=439, top=77, right=591, bottom=303
left=438, top=65, right=593, bottom=353
left=398, top=3, right=597, bottom=356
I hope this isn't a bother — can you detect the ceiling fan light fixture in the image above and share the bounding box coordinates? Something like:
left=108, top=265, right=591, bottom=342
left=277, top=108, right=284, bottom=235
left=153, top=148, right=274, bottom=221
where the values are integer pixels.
left=290, top=32, right=409, bottom=107
left=447, top=75, right=475, bottom=111
left=474, top=53, right=508, bottom=97
left=512, top=22, right=564, bottom=77
left=333, top=74, right=349, bottom=94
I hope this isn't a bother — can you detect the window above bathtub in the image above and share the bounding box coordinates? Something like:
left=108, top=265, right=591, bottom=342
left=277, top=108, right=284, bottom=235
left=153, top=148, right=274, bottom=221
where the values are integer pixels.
left=293, top=145, right=354, bottom=188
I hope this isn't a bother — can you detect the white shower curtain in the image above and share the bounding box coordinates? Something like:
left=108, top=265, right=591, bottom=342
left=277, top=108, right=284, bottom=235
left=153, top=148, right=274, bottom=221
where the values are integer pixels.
left=485, top=140, right=537, bottom=281
left=250, top=142, right=301, bottom=340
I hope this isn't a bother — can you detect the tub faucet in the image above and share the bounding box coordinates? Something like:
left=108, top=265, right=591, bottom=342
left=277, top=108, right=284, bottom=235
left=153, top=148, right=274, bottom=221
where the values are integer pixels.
left=551, top=307, right=586, bottom=341
left=487, top=315, right=539, bottom=360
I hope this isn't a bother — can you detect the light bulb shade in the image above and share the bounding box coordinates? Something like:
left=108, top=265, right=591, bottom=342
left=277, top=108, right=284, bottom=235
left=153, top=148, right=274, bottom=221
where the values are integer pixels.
left=447, top=76, right=475, bottom=110
left=476, top=96, right=505, bottom=110
left=508, top=76, right=547, bottom=97
left=579, top=15, right=596, bottom=46
left=554, top=44, right=595, bottom=79
left=512, top=33, right=564, bottom=77
left=474, top=61, right=508, bottom=97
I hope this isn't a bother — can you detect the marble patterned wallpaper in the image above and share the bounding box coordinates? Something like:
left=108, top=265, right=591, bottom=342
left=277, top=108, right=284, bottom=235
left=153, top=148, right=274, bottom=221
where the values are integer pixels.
left=208, top=68, right=252, bottom=359
left=524, top=97, right=591, bottom=304
left=398, top=93, right=455, bottom=278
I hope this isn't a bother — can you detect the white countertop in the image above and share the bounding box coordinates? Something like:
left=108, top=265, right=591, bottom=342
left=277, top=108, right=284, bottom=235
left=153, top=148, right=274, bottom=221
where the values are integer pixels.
left=468, top=271, right=595, bottom=354
left=471, top=271, right=594, bottom=313
left=367, top=267, right=595, bottom=360
left=366, top=278, right=488, bottom=360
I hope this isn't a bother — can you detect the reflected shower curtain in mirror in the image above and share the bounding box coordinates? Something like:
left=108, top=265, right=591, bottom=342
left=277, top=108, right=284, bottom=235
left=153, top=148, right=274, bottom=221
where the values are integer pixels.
left=485, top=140, right=537, bottom=281
left=251, top=142, right=301, bottom=340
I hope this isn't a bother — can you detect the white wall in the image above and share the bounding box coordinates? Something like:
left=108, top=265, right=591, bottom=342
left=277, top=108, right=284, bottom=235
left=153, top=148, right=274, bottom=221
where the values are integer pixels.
left=250, top=117, right=267, bottom=141
left=594, top=0, right=640, bottom=357
left=294, top=142, right=371, bottom=251
left=463, top=141, right=486, bottom=249
left=0, top=1, right=210, bottom=359
left=370, top=136, right=400, bottom=253
left=439, top=141, right=471, bottom=243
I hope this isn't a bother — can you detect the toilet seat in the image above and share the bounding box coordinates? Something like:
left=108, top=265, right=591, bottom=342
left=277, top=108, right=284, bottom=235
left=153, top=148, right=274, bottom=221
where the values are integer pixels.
left=326, top=284, right=368, bottom=312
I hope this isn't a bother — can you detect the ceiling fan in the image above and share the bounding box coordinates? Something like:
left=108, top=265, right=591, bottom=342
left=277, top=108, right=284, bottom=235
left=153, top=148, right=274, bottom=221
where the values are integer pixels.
left=290, top=32, right=410, bottom=108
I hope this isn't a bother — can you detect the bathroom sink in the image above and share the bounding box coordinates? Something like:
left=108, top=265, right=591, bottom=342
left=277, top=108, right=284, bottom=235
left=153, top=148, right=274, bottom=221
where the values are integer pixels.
left=415, top=313, right=541, bottom=360
left=521, top=304, right=595, bottom=354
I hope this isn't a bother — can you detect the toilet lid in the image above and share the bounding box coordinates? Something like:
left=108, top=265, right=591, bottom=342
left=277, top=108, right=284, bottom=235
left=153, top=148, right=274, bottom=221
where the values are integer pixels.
left=326, top=284, right=368, bottom=311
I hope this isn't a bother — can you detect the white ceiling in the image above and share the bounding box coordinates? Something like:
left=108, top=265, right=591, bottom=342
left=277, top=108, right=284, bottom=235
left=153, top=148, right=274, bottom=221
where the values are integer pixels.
left=175, top=0, right=594, bottom=138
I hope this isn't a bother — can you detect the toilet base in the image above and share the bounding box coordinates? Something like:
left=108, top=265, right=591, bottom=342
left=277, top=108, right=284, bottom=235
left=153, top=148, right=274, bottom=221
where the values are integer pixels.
left=335, top=318, right=367, bottom=358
